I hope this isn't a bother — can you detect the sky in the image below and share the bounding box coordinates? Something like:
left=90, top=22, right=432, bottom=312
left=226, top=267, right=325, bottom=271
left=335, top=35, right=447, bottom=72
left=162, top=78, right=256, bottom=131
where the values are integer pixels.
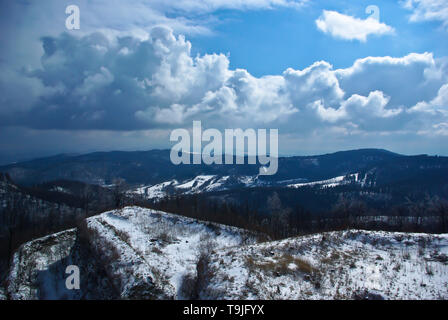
left=0, top=0, right=448, bottom=164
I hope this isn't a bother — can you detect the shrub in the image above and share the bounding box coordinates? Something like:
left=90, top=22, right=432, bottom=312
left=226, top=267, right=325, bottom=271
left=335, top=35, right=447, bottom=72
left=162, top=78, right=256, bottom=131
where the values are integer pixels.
left=246, top=253, right=315, bottom=276
left=179, top=272, right=198, bottom=299
left=151, top=246, right=162, bottom=254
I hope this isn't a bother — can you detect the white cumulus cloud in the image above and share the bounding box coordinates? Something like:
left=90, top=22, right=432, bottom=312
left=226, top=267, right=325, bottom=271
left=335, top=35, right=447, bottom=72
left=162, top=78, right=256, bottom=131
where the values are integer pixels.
left=315, top=10, right=395, bottom=42
left=0, top=26, right=447, bottom=152
left=402, top=0, right=448, bottom=28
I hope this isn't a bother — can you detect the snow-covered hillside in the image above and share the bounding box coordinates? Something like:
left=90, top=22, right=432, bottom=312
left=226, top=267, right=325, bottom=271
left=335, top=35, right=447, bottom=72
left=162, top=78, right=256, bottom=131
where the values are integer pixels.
left=127, top=175, right=265, bottom=201
left=127, top=173, right=370, bottom=201
left=204, top=230, right=448, bottom=299
left=7, top=207, right=259, bottom=299
left=84, top=207, right=259, bottom=299
left=5, top=207, right=448, bottom=300
left=288, top=173, right=361, bottom=189
left=7, top=228, right=116, bottom=300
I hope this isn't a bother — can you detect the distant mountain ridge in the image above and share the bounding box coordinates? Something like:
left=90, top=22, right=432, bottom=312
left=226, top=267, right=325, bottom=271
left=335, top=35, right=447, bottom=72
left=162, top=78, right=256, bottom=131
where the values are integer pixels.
left=0, top=148, right=418, bottom=185
left=1, top=148, right=448, bottom=208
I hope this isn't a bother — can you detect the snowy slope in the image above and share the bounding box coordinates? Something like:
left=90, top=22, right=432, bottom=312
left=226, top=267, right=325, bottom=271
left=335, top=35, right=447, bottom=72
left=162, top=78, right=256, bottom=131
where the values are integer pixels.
left=127, top=175, right=263, bottom=201
left=203, top=230, right=448, bottom=299
left=288, top=173, right=360, bottom=189
left=127, top=173, right=369, bottom=202
left=7, top=207, right=259, bottom=299
left=6, top=207, right=448, bottom=300
left=7, top=228, right=115, bottom=300
left=84, top=207, right=259, bottom=299
left=129, top=180, right=178, bottom=200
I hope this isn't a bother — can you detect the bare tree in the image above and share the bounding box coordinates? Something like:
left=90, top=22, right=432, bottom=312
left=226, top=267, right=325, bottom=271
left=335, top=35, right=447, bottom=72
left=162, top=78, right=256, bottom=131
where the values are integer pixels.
left=81, top=184, right=94, bottom=218
left=112, top=178, right=127, bottom=209
left=267, top=192, right=291, bottom=238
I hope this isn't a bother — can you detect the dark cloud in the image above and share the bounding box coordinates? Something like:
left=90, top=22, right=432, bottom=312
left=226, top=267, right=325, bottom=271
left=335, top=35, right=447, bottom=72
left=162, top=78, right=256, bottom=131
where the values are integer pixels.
left=0, top=27, right=447, bottom=136
left=0, top=1, right=448, bottom=162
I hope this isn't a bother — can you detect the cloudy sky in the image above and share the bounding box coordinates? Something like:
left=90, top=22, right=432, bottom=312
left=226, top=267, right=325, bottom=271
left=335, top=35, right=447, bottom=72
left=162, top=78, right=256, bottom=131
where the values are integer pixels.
left=0, top=0, right=447, bottom=163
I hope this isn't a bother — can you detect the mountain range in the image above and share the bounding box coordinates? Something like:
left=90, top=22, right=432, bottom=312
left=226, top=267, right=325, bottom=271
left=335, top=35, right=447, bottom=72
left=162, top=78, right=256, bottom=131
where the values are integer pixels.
left=1, top=148, right=447, bottom=188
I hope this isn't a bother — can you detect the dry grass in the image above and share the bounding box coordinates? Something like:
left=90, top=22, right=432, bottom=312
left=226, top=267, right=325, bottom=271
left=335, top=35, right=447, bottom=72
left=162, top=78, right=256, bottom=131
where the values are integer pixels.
left=246, top=253, right=315, bottom=275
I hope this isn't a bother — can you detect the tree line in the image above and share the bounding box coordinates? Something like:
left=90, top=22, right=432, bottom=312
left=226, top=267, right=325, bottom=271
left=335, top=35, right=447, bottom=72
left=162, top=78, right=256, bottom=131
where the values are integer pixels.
left=143, top=191, right=448, bottom=240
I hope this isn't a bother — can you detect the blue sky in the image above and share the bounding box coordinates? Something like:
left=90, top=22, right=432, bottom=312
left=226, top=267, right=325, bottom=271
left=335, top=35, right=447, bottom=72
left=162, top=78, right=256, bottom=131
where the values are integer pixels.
left=0, top=0, right=448, bottom=163
left=190, top=1, right=448, bottom=75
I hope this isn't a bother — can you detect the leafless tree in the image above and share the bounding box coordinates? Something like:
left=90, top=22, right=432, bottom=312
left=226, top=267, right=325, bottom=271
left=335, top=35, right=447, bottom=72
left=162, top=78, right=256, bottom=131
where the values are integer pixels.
left=112, top=178, right=127, bottom=209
